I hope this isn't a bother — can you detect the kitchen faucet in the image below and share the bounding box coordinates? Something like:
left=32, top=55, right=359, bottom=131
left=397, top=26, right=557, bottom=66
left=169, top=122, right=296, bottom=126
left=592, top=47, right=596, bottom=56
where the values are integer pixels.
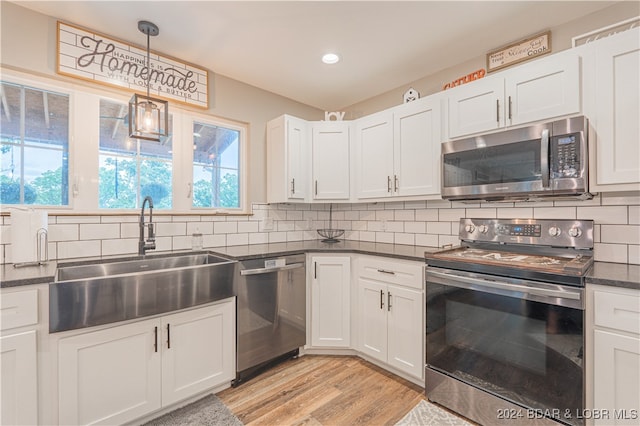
left=138, top=196, right=156, bottom=255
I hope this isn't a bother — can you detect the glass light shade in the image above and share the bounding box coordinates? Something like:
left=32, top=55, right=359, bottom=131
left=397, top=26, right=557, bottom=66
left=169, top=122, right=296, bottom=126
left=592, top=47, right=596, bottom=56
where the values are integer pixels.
left=129, top=93, right=169, bottom=142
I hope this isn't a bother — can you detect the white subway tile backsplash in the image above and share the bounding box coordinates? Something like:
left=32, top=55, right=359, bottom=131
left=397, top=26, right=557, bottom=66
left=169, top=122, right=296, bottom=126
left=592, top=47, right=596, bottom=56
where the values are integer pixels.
left=416, top=233, right=438, bottom=247
left=394, top=233, right=415, bottom=245
left=577, top=206, right=627, bottom=224
left=534, top=207, right=576, bottom=219
left=102, top=238, right=137, bottom=256
left=48, top=224, right=78, bottom=242
left=404, top=221, right=426, bottom=234
left=79, top=223, right=120, bottom=240
left=2, top=194, right=637, bottom=265
left=249, top=233, right=269, bottom=244
left=601, top=225, right=640, bottom=245
left=394, top=209, right=415, bottom=221
left=427, top=222, right=452, bottom=235
left=58, top=240, right=101, bottom=259
left=466, top=208, right=496, bottom=219
left=416, top=209, right=439, bottom=222
left=227, top=233, right=249, bottom=246
left=629, top=206, right=640, bottom=225
left=238, top=221, right=259, bottom=233
left=438, top=208, right=465, bottom=222
left=204, top=234, right=226, bottom=248
left=497, top=207, right=534, bottom=219
left=214, top=222, right=238, bottom=234
left=601, top=191, right=640, bottom=206
left=628, top=245, right=640, bottom=265
left=594, top=243, right=628, bottom=263
left=186, top=222, right=214, bottom=235
left=156, top=222, right=187, bottom=236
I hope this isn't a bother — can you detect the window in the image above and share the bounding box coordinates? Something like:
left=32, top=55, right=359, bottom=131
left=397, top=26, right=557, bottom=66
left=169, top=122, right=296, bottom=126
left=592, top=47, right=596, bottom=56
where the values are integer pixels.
left=192, top=121, right=241, bottom=209
left=0, top=82, right=70, bottom=206
left=98, top=99, right=173, bottom=209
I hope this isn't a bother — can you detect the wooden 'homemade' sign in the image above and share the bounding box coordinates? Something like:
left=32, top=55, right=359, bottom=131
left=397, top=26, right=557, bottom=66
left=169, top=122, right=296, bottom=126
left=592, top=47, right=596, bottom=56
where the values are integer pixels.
left=57, top=21, right=209, bottom=108
left=486, top=31, right=551, bottom=73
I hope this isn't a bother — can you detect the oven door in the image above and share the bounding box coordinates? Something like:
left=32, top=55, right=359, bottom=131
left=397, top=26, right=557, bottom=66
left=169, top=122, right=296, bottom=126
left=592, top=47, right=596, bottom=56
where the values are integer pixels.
left=426, top=267, right=584, bottom=425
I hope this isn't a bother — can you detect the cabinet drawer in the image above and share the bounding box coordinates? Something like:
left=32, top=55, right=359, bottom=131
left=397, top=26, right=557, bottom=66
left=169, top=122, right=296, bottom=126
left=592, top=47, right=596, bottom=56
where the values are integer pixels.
left=594, top=289, right=640, bottom=335
left=1, top=288, right=38, bottom=331
left=358, top=256, right=424, bottom=290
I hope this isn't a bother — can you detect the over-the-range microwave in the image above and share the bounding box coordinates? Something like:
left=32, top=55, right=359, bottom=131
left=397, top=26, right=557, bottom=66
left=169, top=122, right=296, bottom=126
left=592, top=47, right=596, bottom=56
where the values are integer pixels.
left=441, top=115, right=592, bottom=202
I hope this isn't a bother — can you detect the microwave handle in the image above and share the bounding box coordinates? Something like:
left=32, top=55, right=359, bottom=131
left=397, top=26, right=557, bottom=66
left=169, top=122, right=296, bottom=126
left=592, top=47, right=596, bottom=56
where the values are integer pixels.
left=541, top=129, right=550, bottom=188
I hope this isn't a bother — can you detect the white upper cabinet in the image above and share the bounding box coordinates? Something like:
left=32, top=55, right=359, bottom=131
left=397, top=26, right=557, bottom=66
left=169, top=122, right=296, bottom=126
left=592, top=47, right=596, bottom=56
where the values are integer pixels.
left=447, top=75, right=505, bottom=138
left=354, top=110, right=395, bottom=199
left=266, top=115, right=309, bottom=202
left=506, top=53, right=580, bottom=126
left=584, top=27, right=640, bottom=190
left=447, top=51, right=581, bottom=139
left=312, top=121, right=351, bottom=200
left=355, top=96, right=442, bottom=200
left=393, top=96, right=441, bottom=197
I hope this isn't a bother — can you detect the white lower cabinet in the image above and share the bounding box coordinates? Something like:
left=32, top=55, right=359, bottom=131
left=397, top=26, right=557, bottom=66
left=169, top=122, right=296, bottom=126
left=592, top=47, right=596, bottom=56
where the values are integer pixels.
left=356, top=256, right=424, bottom=380
left=0, top=288, right=39, bottom=426
left=589, top=285, right=640, bottom=426
left=58, top=299, right=235, bottom=425
left=310, top=256, right=351, bottom=348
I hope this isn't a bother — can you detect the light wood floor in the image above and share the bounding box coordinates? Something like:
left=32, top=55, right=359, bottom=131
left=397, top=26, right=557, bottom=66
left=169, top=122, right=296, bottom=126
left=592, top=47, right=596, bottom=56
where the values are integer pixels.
left=218, top=355, right=426, bottom=426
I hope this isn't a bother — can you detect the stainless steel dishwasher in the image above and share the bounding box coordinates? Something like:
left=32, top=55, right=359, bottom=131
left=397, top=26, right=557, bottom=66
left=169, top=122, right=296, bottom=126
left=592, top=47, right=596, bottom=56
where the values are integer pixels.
left=233, top=253, right=306, bottom=385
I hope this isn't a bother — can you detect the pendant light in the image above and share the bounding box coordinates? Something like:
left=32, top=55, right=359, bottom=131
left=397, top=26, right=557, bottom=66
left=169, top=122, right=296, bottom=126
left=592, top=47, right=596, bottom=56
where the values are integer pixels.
left=129, top=20, right=169, bottom=142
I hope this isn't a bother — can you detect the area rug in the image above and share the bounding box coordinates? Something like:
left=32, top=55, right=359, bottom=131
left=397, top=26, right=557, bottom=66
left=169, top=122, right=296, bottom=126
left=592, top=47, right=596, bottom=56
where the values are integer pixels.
left=395, top=400, right=473, bottom=426
left=142, top=394, right=243, bottom=426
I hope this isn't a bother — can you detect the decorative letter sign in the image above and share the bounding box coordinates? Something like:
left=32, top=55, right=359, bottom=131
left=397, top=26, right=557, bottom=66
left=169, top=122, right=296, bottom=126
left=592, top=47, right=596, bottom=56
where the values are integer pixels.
left=57, top=22, right=208, bottom=108
left=486, top=31, right=551, bottom=73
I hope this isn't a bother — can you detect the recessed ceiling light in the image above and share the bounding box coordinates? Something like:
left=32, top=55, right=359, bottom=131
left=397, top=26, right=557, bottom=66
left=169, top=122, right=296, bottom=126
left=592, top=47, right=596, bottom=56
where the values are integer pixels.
left=322, top=53, right=340, bottom=64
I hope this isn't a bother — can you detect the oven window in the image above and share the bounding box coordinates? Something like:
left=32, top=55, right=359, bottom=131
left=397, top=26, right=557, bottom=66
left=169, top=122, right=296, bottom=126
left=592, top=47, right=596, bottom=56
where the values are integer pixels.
left=443, top=139, right=541, bottom=187
left=427, top=283, right=583, bottom=424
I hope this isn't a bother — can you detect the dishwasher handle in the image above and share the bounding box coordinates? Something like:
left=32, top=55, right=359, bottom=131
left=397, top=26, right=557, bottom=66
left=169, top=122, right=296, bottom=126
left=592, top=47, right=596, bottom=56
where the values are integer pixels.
left=240, top=262, right=305, bottom=276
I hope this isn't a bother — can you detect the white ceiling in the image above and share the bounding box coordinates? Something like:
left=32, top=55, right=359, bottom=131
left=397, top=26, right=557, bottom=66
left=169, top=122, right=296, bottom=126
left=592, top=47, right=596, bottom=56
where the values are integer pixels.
left=12, top=1, right=618, bottom=110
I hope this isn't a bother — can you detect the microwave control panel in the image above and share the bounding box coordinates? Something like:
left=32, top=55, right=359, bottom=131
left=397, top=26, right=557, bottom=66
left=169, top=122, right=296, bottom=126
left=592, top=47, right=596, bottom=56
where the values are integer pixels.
left=551, top=133, right=581, bottom=178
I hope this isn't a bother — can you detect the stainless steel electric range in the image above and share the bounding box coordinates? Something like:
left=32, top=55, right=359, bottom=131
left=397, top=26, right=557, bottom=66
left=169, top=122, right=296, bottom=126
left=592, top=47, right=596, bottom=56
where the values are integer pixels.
left=425, top=218, right=594, bottom=426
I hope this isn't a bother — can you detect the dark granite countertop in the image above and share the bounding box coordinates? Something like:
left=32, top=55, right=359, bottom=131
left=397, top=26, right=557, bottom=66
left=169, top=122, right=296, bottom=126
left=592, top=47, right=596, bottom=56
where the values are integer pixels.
left=585, top=262, right=640, bottom=291
left=0, top=240, right=438, bottom=288
left=1, top=240, right=638, bottom=291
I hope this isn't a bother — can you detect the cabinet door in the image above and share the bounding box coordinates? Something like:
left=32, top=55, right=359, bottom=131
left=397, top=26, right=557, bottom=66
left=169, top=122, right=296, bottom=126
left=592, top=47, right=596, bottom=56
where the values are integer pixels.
left=593, top=28, right=640, bottom=187
left=161, top=301, right=235, bottom=406
left=355, top=111, right=394, bottom=199
left=310, top=256, right=351, bottom=347
left=447, top=76, right=505, bottom=138
left=593, top=330, right=640, bottom=426
left=393, top=98, right=441, bottom=197
left=286, top=116, right=309, bottom=200
left=312, top=122, right=350, bottom=199
left=506, top=53, right=580, bottom=126
left=58, top=319, right=161, bottom=425
left=357, top=278, right=387, bottom=363
left=1, top=330, right=37, bottom=426
left=266, top=115, right=308, bottom=202
left=387, top=284, right=424, bottom=379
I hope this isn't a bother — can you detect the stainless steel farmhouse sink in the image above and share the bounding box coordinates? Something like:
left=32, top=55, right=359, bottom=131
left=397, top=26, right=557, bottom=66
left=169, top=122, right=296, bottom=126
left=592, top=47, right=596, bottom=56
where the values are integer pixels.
left=50, top=253, right=237, bottom=333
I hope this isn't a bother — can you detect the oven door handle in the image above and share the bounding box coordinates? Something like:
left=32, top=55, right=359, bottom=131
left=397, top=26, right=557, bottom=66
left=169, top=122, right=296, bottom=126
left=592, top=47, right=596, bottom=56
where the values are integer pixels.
left=427, top=269, right=583, bottom=308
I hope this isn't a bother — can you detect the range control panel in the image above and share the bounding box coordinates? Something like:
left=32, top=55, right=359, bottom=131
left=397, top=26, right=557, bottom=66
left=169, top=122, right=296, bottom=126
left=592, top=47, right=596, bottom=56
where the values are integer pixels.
left=460, top=218, right=594, bottom=249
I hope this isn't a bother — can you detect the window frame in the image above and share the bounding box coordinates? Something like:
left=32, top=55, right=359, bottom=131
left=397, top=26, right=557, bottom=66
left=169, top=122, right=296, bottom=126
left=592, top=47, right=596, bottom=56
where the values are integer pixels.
left=0, top=69, right=250, bottom=215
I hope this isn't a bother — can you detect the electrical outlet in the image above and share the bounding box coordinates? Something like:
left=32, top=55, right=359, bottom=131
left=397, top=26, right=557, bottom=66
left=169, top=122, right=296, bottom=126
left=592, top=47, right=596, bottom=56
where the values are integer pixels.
left=381, top=219, right=387, bottom=231
left=306, top=218, right=314, bottom=230
left=262, top=217, right=274, bottom=231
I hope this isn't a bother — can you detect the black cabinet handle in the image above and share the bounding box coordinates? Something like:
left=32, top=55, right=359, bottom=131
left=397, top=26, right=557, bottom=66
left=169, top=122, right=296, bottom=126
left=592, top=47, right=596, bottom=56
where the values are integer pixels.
left=167, top=324, right=171, bottom=349
left=388, top=292, right=392, bottom=311
left=314, top=261, right=317, bottom=279
left=154, top=326, right=158, bottom=352
left=496, top=99, right=500, bottom=123
left=380, top=289, right=384, bottom=310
